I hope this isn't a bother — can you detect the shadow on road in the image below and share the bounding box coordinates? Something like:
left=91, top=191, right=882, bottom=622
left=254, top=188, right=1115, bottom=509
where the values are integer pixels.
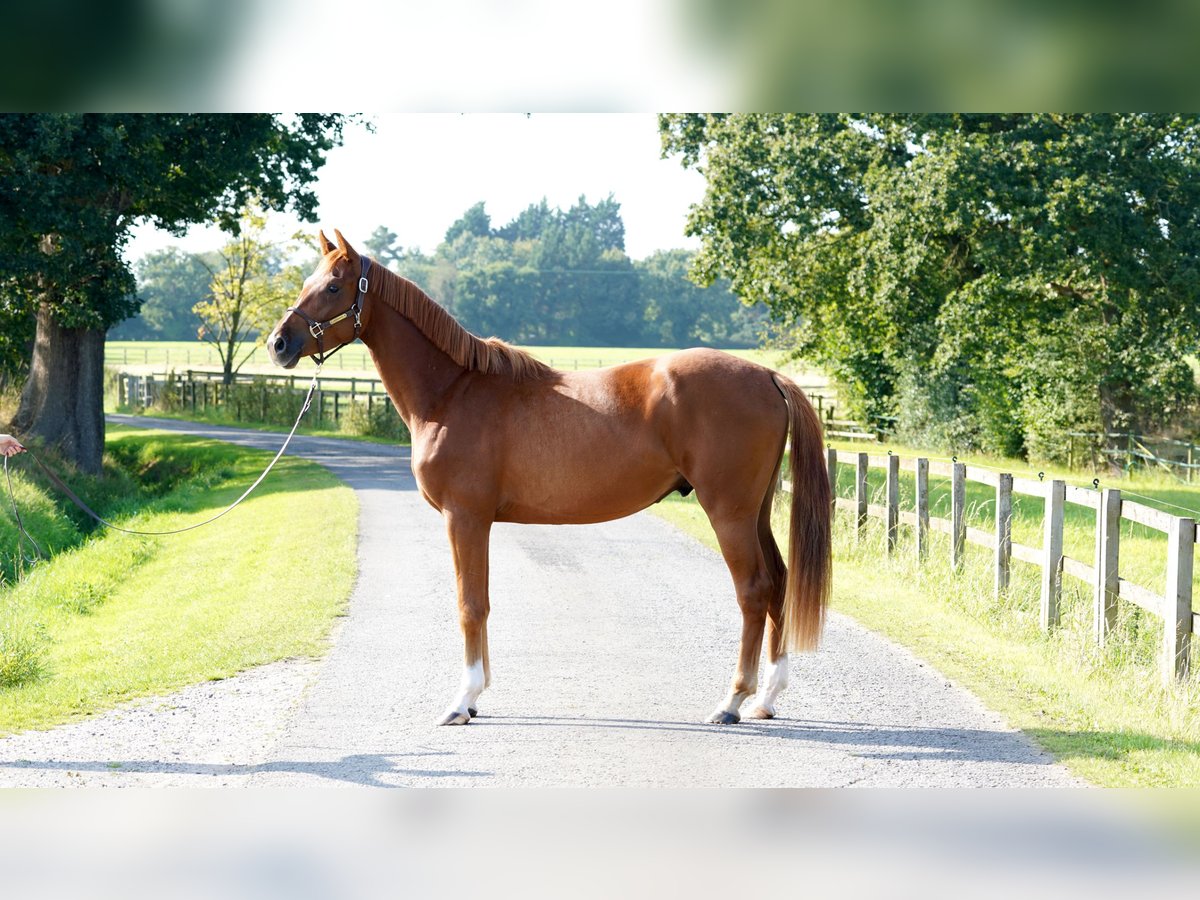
left=0, top=751, right=491, bottom=787
left=477, top=714, right=1054, bottom=766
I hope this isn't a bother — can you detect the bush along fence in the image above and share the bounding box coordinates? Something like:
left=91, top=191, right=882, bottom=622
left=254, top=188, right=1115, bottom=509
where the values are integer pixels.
left=113, top=370, right=410, bottom=442
left=783, top=450, right=1197, bottom=685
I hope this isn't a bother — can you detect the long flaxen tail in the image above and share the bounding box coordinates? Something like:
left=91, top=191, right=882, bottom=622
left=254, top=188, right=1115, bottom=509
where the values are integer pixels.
left=773, top=374, right=832, bottom=652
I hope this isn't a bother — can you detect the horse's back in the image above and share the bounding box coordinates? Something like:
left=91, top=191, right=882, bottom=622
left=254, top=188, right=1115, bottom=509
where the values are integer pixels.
left=640, top=348, right=789, bottom=436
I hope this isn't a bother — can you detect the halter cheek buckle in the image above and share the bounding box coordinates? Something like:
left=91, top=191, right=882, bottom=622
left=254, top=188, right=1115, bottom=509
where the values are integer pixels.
left=308, top=321, right=326, bottom=341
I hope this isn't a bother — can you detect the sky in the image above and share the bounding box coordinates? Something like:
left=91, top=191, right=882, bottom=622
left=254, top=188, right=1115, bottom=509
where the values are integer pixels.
left=124, top=114, right=706, bottom=265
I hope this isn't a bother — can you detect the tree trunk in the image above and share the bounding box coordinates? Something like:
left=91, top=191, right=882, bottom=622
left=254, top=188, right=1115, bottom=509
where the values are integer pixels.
left=10, top=304, right=106, bottom=474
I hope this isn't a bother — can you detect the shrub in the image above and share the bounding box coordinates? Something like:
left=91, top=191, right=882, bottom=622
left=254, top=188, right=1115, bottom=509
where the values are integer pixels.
left=338, top=396, right=410, bottom=442
left=0, top=614, right=47, bottom=688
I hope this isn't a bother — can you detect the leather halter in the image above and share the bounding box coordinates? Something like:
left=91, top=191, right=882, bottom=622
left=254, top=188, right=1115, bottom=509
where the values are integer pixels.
left=285, top=255, right=372, bottom=365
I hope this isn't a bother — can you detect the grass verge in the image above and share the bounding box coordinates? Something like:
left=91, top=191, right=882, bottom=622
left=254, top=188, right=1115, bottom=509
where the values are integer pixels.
left=0, top=425, right=357, bottom=735
left=651, top=483, right=1200, bottom=788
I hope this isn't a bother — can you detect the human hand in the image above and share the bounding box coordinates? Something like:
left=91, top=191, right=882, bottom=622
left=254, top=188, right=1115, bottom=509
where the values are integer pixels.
left=0, top=434, right=25, bottom=457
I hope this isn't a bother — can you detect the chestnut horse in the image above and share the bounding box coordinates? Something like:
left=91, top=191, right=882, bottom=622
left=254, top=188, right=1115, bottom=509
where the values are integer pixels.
left=267, top=230, right=831, bottom=726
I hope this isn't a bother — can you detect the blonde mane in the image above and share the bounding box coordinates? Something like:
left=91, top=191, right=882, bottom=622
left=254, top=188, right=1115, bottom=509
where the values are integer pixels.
left=367, top=261, right=555, bottom=381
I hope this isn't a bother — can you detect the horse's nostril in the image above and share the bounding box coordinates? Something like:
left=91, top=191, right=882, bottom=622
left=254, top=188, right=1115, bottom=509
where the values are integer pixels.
left=272, top=335, right=286, bottom=354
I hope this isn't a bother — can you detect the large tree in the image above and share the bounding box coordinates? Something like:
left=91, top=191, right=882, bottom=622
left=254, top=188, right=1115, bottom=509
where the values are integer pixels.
left=661, top=114, right=1200, bottom=460
left=0, top=114, right=349, bottom=472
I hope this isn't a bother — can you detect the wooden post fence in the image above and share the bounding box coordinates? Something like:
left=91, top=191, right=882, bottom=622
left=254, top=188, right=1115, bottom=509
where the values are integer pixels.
left=810, top=449, right=1197, bottom=683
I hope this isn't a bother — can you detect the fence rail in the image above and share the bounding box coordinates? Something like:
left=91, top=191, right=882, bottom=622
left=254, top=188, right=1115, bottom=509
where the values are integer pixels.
left=116, top=369, right=839, bottom=434
left=783, top=449, right=1197, bottom=684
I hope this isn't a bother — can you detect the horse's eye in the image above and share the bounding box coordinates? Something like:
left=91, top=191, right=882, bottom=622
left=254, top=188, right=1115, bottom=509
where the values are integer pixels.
left=327, top=283, right=339, bottom=293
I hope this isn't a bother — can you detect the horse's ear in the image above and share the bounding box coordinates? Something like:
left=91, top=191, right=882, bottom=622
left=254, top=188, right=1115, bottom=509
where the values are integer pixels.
left=317, top=230, right=336, bottom=255
left=333, top=228, right=357, bottom=259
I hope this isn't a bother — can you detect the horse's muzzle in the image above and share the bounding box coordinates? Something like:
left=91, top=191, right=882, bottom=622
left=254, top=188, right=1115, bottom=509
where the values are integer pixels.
left=267, top=328, right=300, bottom=369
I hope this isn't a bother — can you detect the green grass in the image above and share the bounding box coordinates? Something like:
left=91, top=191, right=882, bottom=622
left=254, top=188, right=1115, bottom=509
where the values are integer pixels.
left=651, top=453, right=1200, bottom=787
left=0, top=425, right=357, bottom=734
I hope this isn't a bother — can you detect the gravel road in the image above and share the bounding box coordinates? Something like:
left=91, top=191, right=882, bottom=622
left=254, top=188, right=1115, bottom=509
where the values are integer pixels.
left=0, top=415, right=1081, bottom=787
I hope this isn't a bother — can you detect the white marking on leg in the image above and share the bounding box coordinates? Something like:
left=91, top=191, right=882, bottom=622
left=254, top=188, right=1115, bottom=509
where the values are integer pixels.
left=442, top=659, right=485, bottom=723
left=752, top=654, right=789, bottom=717
left=758, top=657, right=787, bottom=710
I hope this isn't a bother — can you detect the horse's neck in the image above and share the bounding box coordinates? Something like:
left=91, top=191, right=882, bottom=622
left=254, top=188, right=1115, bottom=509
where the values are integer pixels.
left=361, top=304, right=464, bottom=426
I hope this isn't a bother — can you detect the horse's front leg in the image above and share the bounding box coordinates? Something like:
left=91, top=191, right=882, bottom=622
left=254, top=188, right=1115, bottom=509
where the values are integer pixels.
left=439, top=510, right=492, bottom=726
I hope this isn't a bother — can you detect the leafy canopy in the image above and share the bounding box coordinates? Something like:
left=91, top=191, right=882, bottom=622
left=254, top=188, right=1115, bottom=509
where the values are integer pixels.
left=0, top=113, right=349, bottom=330
left=661, top=114, right=1200, bottom=457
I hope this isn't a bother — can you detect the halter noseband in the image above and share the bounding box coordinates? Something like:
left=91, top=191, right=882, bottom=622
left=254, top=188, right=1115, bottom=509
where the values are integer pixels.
left=285, top=255, right=372, bottom=365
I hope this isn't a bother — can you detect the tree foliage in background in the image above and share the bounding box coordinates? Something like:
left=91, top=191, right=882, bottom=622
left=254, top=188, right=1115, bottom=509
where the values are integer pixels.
left=363, top=225, right=404, bottom=270
left=660, top=113, right=1200, bottom=462
left=116, top=195, right=762, bottom=351
left=195, top=207, right=302, bottom=385
left=368, top=195, right=761, bottom=348
left=0, top=113, right=348, bottom=472
left=107, top=247, right=215, bottom=341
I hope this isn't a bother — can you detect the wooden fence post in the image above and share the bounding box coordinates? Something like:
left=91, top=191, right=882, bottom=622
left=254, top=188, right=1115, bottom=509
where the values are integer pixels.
left=1094, top=489, right=1121, bottom=646
left=951, top=462, right=966, bottom=569
left=994, top=473, right=1013, bottom=596
left=826, top=448, right=837, bottom=502
left=915, top=458, right=929, bottom=561
left=886, top=454, right=899, bottom=554
left=1162, top=516, right=1194, bottom=684
left=1040, top=480, right=1065, bottom=630
left=855, top=452, right=869, bottom=542
left=993, top=475, right=1012, bottom=595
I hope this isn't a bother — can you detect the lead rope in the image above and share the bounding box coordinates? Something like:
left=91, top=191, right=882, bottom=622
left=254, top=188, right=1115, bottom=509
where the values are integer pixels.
left=4, top=453, right=44, bottom=563
left=3, top=365, right=323, bottom=552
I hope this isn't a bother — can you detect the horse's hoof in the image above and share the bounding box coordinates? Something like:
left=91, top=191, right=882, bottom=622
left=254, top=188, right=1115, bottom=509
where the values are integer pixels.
left=707, top=710, right=741, bottom=725
left=746, top=705, right=775, bottom=720
left=439, top=710, right=471, bottom=726
left=468, top=707, right=478, bottom=719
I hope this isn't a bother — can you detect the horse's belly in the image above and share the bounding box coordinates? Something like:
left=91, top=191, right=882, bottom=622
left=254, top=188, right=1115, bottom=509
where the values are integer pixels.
left=496, top=453, right=679, bottom=525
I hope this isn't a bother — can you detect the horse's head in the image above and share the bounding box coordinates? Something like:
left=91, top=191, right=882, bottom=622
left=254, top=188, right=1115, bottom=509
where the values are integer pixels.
left=267, top=229, right=370, bottom=369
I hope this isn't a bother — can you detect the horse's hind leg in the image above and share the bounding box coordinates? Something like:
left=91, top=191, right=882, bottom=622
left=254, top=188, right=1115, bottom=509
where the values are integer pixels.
left=747, top=503, right=788, bottom=719
left=705, top=511, right=774, bottom=724
left=439, top=510, right=492, bottom=726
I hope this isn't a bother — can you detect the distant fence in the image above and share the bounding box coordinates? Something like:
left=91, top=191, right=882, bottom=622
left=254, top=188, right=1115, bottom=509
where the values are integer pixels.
left=783, top=450, right=1196, bottom=684
left=115, top=370, right=408, bottom=440
left=118, top=370, right=389, bottom=422
left=1068, top=431, right=1200, bottom=482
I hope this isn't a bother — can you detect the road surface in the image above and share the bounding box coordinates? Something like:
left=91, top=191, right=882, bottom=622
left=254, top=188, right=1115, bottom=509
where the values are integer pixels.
left=0, top=415, right=1080, bottom=787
